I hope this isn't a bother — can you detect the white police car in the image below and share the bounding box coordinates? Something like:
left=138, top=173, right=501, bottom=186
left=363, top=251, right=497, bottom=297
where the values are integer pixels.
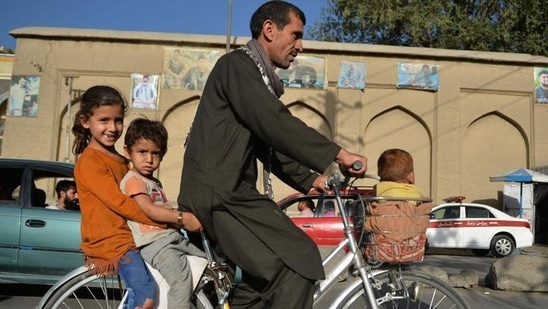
left=427, top=196, right=533, bottom=257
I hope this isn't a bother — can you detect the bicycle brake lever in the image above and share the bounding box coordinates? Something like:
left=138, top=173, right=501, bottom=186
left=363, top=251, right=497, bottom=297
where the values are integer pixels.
left=343, top=161, right=363, bottom=188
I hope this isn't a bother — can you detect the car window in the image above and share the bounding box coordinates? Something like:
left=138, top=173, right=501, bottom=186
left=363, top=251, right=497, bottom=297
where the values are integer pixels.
left=30, top=167, right=76, bottom=209
left=283, top=195, right=362, bottom=218
left=431, top=206, right=460, bottom=219
left=466, top=206, right=494, bottom=219
left=0, top=167, right=24, bottom=203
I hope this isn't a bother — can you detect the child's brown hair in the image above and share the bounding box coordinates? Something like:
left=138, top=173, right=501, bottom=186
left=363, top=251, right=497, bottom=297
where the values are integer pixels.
left=377, top=148, right=414, bottom=183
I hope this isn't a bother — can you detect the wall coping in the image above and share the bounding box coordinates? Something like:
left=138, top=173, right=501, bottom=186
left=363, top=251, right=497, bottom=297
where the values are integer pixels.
left=11, top=26, right=548, bottom=66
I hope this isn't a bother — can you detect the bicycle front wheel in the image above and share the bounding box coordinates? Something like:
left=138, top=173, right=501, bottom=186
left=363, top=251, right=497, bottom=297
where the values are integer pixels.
left=38, top=266, right=214, bottom=309
left=336, top=269, right=469, bottom=309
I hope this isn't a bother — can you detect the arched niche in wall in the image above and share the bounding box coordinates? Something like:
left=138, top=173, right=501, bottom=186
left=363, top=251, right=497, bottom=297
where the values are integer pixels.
left=57, top=93, right=83, bottom=164
left=462, top=112, right=527, bottom=205
left=362, top=106, right=432, bottom=195
left=158, top=95, right=201, bottom=199
left=287, top=101, right=333, bottom=140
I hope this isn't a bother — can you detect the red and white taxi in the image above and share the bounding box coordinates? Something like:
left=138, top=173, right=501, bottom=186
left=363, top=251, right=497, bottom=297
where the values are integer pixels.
left=427, top=196, right=534, bottom=257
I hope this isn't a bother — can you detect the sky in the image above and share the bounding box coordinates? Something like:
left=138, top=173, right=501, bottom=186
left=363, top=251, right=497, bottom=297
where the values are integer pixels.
left=0, top=0, right=327, bottom=51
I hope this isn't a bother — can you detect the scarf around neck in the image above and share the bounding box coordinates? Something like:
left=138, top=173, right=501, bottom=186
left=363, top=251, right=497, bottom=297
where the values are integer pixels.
left=240, top=39, right=284, bottom=98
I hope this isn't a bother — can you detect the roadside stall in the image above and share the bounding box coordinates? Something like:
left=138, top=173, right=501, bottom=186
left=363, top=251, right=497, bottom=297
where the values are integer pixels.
left=490, top=168, right=548, bottom=244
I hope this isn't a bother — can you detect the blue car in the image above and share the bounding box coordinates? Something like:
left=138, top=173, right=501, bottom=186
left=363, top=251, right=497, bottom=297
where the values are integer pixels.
left=0, top=159, right=82, bottom=285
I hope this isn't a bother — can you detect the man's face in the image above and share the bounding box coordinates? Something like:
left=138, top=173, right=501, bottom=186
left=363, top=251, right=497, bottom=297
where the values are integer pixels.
left=62, top=186, right=78, bottom=209
left=539, top=73, right=548, bottom=87
left=269, top=12, right=304, bottom=70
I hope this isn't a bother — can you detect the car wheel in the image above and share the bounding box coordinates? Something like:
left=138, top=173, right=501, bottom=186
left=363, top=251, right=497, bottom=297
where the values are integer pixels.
left=490, top=235, right=515, bottom=258
left=471, top=249, right=490, bottom=256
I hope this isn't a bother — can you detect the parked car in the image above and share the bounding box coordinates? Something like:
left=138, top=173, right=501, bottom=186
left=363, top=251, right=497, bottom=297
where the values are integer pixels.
left=427, top=197, right=534, bottom=257
left=277, top=187, right=373, bottom=246
left=0, top=158, right=82, bottom=285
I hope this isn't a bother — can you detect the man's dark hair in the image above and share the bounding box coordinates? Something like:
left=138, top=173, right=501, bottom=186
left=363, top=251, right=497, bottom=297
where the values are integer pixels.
left=55, top=180, right=76, bottom=198
left=250, top=0, right=306, bottom=39
left=124, top=118, right=169, bottom=157
left=538, top=69, right=548, bottom=77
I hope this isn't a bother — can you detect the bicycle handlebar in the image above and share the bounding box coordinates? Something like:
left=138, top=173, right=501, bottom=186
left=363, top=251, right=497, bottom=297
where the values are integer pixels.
left=351, top=161, right=363, bottom=171
left=327, top=161, right=364, bottom=190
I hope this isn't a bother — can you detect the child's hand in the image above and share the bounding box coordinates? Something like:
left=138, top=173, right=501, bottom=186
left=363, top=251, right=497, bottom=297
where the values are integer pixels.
left=182, top=212, right=203, bottom=232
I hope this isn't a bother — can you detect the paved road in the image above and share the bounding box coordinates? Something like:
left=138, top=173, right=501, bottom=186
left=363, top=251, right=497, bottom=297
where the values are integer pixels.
left=1, top=249, right=547, bottom=308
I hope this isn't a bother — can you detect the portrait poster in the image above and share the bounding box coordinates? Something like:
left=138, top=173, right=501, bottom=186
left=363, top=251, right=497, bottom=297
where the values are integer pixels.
left=397, top=62, right=439, bottom=92
left=534, top=67, right=548, bottom=104
left=8, top=75, right=40, bottom=117
left=337, top=61, right=366, bottom=90
left=130, top=73, right=160, bottom=110
left=276, top=55, right=326, bottom=90
left=162, top=48, right=223, bottom=90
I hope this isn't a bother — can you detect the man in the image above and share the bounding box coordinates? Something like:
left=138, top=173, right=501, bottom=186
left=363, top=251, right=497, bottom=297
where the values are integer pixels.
left=297, top=199, right=315, bottom=217
left=132, top=75, right=157, bottom=109
left=9, top=76, right=28, bottom=116
left=535, top=69, right=548, bottom=103
left=178, top=1, right=367, bottom=308
left=182, top=53, right=210, bottom=91
left=46, top=180, right=79, bottom=210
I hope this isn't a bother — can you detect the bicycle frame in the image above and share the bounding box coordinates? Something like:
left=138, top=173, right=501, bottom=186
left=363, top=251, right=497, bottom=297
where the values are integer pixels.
left=313, top=173, right=382, bottom=309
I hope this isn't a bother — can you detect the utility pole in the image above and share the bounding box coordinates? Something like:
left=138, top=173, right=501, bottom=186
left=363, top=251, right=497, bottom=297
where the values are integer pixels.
left=226, top=0, right=232, bottom=53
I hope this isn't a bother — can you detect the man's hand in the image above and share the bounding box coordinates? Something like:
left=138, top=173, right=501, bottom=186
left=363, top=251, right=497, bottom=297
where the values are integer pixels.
left=335, top=149, right=368, bottom=177
left=182, top=212, right=203, bottom=232
left=312, top=174, right=330, bottom=193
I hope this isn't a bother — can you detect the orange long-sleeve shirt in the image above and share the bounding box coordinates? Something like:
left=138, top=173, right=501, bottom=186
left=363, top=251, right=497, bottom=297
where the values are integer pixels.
left=75, top=147, right=165, bottom=274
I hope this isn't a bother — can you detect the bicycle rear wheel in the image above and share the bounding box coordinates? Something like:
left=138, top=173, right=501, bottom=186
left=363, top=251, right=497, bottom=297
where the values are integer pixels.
left=37, top=266, right=214, bottom=309
left=335, top=269, right=469, bottom=309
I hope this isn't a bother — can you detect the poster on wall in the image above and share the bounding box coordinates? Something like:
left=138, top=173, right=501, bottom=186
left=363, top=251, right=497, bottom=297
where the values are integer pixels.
left=397, top=62, right=439, bottom=91
left=337, top=61, right=366, bottom=90
left=534, top=67, right=548, bottom=104
left=8, top=75, right=40, bottom=117
left=131, top=73, right=160, bottom=110
left=276, top=55, right=326, bottom=90
left=162, top=48, right=223, bottom=90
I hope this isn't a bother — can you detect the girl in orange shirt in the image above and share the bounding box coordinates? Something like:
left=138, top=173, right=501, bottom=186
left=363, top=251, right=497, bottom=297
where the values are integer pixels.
left=72, top=85, right=202, bottom=309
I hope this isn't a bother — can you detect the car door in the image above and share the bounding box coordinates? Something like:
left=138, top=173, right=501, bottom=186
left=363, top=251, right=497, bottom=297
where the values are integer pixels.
left=17, top=163, right=83, bottom=278
left=289, top=195, right=346, bottom=246
left=281, top=192, right=366, bottom=246
left=427, top=205, right=463, bottom=248
left=0, top=163, right=26, bottom=274
left=460, top=206, right=495, bottom=248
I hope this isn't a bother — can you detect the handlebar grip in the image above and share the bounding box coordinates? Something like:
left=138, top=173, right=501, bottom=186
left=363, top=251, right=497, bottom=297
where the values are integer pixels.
left=352, top=161, right=362, bottom=171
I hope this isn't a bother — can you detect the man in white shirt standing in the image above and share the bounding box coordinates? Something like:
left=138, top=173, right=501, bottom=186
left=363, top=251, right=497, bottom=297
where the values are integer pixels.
left=46, top=180, right=79, bottom=210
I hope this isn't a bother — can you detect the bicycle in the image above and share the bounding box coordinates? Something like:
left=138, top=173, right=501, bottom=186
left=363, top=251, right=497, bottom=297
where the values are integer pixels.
left=36, top=233, right=230, bottom=309
left=37, top=169, right=469, bottom=309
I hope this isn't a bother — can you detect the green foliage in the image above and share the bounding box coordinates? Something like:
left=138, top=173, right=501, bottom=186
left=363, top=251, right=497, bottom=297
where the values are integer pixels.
left=308, top=0, right=548, bottom=56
